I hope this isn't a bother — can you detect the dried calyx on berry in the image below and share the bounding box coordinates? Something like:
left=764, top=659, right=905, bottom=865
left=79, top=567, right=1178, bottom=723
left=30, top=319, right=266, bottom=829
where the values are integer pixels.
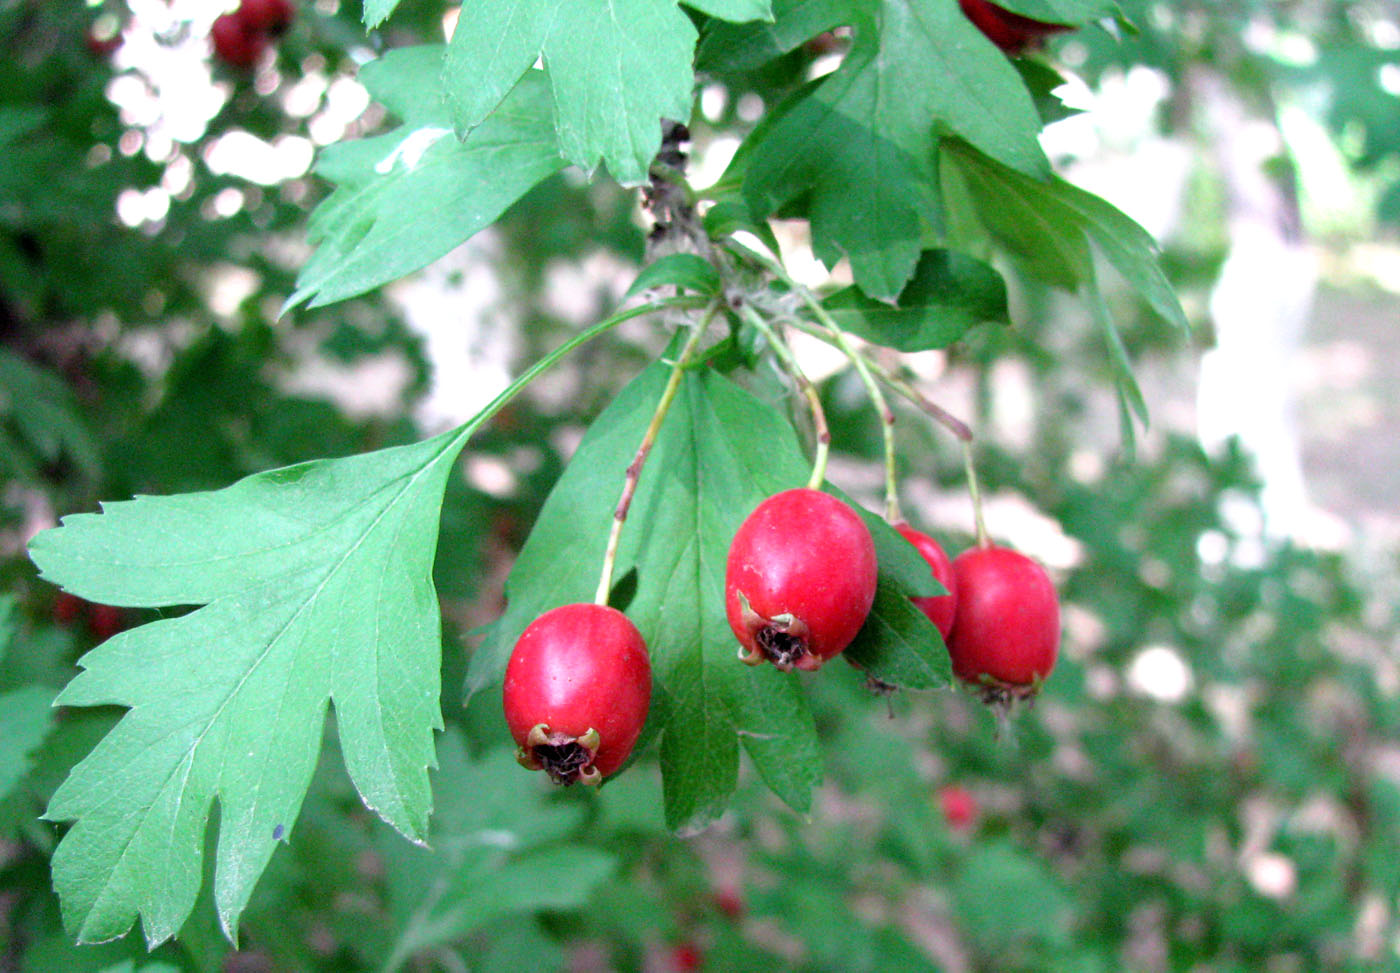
left=515, top=724, right=603, bottom=786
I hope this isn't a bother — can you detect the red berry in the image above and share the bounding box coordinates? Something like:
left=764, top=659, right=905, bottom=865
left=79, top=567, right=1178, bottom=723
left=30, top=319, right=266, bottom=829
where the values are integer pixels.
left=52, top=592, right=85, bottom=626
left=87, top=603, right=126, bottom=641
left=85, top=29, right=121, bottom=58
left=725, top=488, right=877, bottom=672
left=238, top=0, right=295, bottom=35
left=957, top=0, right=1073, bottom=55
left=946, top=546, right=1058, bottom=700
left=670, top=941, right=703, bottom=971
left=894, top=523, right=958, bottom=640
left=713, top=886, right=745, bottom=920
left=939, top=784, right=978, bottom=831
left=503, top=603, right=651, bottom=785
left=210, top=12, right=266, bottom=69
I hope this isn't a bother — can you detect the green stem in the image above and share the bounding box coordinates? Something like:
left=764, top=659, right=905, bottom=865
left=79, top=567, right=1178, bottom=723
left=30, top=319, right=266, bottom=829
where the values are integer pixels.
left=783, top=319, right=974, bottom=443
left=961, top=438, right=990, bottom=549
left=740, top=306, right=831, bottom=490
left=731, top=244, right=901, bottom=522
left=446, top=296, right=706, bottom=453
left=594, top=302, right=719, bottom=605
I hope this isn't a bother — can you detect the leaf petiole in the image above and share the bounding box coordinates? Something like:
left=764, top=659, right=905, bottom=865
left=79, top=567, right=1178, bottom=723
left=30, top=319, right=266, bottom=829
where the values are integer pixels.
left=594, top=301, right=720, bottom=606
left=447, top=295, right=708, bottom=453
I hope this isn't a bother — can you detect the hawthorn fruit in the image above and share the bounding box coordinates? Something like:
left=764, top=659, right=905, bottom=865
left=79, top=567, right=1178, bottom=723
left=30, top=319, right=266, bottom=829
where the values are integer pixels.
left=894, top=522, right=958, bottom=640
left=725, top=488, right=878, bottom=672
left=946, top=545, right=1059, bottom=701
left=958, top=0, right=1074, bottom=55
left=503, top=603, right=651, bottom=785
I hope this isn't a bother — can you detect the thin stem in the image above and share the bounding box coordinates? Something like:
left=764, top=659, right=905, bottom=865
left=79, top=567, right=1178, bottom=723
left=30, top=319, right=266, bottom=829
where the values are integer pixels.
left=781, top=317, right=974, bottom=443
left=740, top=306, right=831, bottom=489
left=722, top=241, right=903, bottom=520
left=447, top=295, right=707, bottom=453
left=594, top=303, right=719, bottom=605
left=961, top=438, right=990, bottom=549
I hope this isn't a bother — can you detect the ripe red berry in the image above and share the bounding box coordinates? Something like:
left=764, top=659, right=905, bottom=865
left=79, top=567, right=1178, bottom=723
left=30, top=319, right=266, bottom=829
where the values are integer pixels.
left=894, top=523, right=958, bottom=640
left=87, top=603, right=126, bottom=641
left=238, top=0, right=295, bottom=35
left=938, top=784, right=978, bottom=831
left=210, top=12, right=266, bottom=69
left=957, top=0, right=1073, bottom=55
left=52, top=591, right=85, bottom=626
left=946, top=546, right=1059, bottom=700
left=725, top=488, right=877, bottom=672
left=503, top=603, right=651, bottom=785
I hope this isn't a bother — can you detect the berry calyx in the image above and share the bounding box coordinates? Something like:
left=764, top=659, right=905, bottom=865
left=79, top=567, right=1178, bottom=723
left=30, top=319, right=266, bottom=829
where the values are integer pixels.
left=894, top=522, right=958, bottom=640
left=503, top=603, right=651, bottom=785
left=946, top=545, right=1059, bottom=704
left=725, top=488, right=878, bottom=672
left=210, top=12, right=267, bottom=69
left=957, top=0, right=1074, bottom=55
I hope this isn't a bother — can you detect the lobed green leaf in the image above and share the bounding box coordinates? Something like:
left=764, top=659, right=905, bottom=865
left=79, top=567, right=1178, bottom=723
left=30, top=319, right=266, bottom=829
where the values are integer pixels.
left=27, top=429, right=467, bottom=946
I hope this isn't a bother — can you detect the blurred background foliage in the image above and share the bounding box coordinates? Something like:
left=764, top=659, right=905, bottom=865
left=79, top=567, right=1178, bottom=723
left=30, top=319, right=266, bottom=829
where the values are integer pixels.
left=2, top=0, right=1400, bottom=970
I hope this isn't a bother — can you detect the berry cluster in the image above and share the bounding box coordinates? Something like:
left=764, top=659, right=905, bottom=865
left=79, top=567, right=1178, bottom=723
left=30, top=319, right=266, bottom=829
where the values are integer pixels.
left=501, top=483, right=1059, bottom=787
left=723, top=488, right=1060, bottom=704
left=210, top=0, right=294, bottom=70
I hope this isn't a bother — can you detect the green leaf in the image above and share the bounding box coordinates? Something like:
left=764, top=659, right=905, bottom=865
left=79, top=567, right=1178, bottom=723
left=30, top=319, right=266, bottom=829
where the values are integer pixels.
left=990, top=0, right=1117, bottom=23
left=380, top=734, right=614, bottom=970
left=27, top=427, right=469, bottom=947
left=696, top=0, right=845, bottom=72
left=824, top=249, right=1008, bottom=351
left=626, top=254, right=722, bottom=298
left=742, top=0, right=1049, bottom=299
left=0, top=685, right=55, bottom=803
left=289, top=49, right=565, bottom=310
left=443, top=0, right=703, bottom=186
left=844, top=578, right=951, bottom=690
left=945, top=140, right=1187, bottom=333
left=0, top=350, right=100, bottom=480
left=361, top=0, right=400, bottom=27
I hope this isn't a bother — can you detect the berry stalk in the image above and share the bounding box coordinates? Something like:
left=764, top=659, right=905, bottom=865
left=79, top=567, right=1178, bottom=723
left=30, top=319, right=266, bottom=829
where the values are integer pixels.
left=961, top=438, right=990, bottom=549
left=595, top=302, right=719, bottom=605
left=739, top=306, right=831, bottom=490
left=725, top=243, right=903, bottom=523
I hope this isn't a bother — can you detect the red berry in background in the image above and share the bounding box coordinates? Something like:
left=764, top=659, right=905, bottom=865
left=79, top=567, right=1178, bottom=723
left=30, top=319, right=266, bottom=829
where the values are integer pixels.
left=946, top=545, right=1059, bottom=701
left=87, top=603, right=126, bottom=641
left=52, top=592, right=85, bottom=626
left=503, top=603, right=651, bottom=785
left=210, top=12, right=266, bottom=69
left=713, top=886, right=745, bottom=920
left=725, top=488, right=877, bottom=672
left=939, top=785, right=978, bottom=831
left=957, top=0, right=1074, bottom=55
left=670, top=941, right=703, bottom=971
left=238, top=0, right=295, bottom=35
left=85, top=29, right=121, bottom=58
left=894, top=523, right=958, bottom=640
